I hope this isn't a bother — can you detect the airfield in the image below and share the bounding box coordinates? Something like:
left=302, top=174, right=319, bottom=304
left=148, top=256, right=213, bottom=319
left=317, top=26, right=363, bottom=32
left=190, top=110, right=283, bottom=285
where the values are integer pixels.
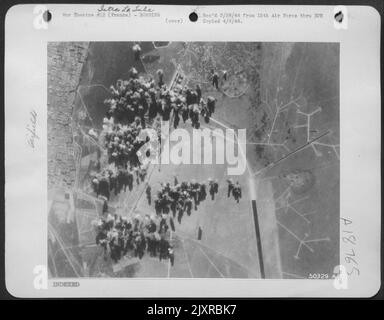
left=48, top=42, right=339, bottom=279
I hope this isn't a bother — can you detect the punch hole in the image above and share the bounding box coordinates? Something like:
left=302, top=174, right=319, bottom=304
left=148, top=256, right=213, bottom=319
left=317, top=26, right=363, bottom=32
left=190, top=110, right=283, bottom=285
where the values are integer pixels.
left=334, top=11, right=343, bottom=23
left=43, top=10, right=52, bottom=22
left=189, top=12, right=198, bottom=22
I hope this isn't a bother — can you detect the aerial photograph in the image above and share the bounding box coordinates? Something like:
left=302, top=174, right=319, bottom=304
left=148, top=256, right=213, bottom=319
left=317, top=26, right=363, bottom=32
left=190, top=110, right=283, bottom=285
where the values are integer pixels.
left=47, top=41, right=339, bottom=279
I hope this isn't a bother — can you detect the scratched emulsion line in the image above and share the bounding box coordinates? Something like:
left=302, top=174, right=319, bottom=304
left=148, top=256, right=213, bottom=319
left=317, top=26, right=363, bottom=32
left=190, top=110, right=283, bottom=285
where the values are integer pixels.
left=182, top=239, right=194, bottom=278
left=198, top=246, right=225, bottom=278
